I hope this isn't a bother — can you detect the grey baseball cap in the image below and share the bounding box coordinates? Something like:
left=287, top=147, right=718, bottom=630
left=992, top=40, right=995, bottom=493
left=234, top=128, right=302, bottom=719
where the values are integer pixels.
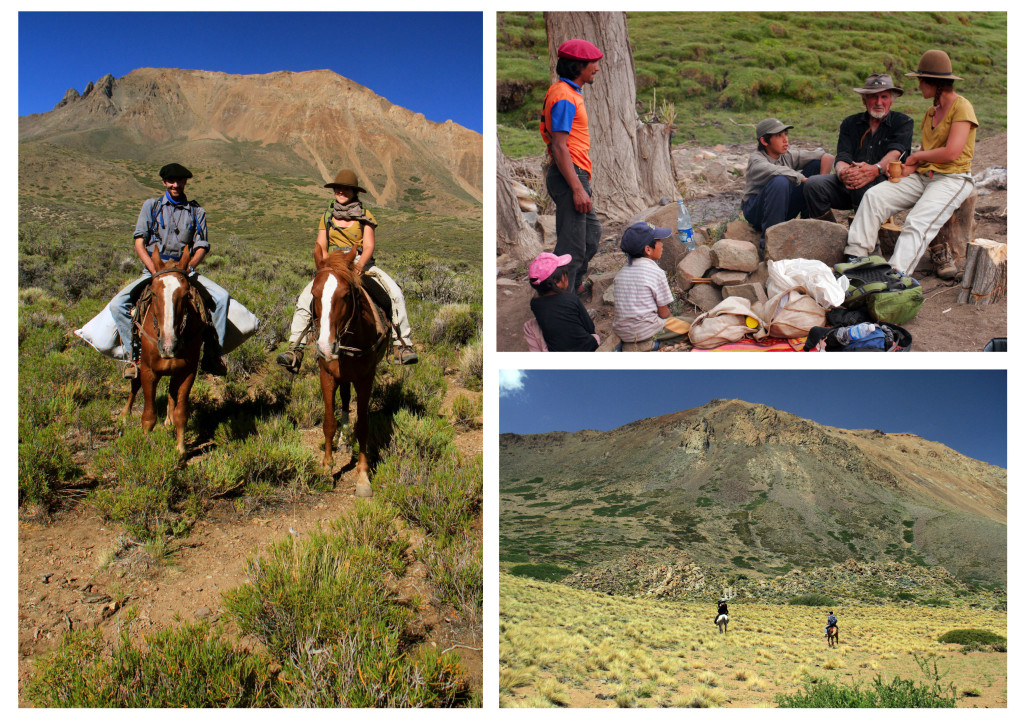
left=756, top=117, right=793, bottom=140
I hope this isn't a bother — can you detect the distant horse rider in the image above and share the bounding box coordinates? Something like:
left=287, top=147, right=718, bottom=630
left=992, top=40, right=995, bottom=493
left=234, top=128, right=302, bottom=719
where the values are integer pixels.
left=110, top=163, right=229, bottom=378
left=826, top=610, right=838, bottom=636
left=715, top=597, right=729, bottom=633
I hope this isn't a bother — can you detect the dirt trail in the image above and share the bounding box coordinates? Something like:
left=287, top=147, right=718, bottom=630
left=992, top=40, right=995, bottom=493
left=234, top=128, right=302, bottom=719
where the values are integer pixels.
left=18, top=405, right=483, bottom=704
left=498, top=133, right=1007, bottom=352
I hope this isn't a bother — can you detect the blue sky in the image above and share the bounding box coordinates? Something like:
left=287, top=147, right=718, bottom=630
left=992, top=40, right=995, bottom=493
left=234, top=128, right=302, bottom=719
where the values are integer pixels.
left=498, top=370, right=1007, bottom=467
left=18, top=12, right=482, bottom=133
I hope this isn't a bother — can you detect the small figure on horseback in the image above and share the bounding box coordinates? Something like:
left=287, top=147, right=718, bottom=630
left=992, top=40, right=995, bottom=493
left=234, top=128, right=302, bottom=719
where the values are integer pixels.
left=825, top=610, right=839, bottom=647
left=110, top=163, right=230, bottom=380
left=276, top=169, right=418, bottom=374
left=715, top=597, right=729, bottom=634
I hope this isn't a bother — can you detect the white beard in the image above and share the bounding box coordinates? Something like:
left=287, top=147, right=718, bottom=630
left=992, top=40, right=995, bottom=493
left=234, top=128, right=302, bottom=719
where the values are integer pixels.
left=868, top=109, right=888, bottom=120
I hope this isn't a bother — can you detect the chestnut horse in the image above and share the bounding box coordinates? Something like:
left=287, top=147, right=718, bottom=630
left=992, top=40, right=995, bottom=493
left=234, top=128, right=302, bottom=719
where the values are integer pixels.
left=310, top=249, right=390, bottom=497
left=826, top=625, right=839, bottom=648
left=120, top=248, right=203, bottom=456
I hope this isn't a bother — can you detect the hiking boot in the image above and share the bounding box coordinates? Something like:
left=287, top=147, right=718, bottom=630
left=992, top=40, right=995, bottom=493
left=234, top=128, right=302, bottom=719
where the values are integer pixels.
left=276, top=349, right=303, bottom=374
left=576, top=277, right=592, bottom=299
left=844, top=254, right=861, bottom=264
left=392, top=346, right=419, bottom=365
left=929, top=242, right=957, bottom=280
left=815, top=209, right=838, bottom=224
left=122, top=360, right=139, bottom=379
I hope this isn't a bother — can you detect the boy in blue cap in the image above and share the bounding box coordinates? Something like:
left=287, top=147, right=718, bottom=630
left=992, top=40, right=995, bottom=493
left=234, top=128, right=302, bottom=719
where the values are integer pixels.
left=612, top=222, right=677, bottom=351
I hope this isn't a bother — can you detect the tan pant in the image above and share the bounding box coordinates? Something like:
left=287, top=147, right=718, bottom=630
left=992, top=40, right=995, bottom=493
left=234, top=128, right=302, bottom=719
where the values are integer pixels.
left=288, top=265, right=412, bottom=348
left=845, top=172, right=975, bottom=274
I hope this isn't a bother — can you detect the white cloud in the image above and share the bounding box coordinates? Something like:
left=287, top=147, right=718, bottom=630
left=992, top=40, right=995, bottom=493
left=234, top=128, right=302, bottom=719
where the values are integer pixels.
left=498, top=369, right=527, bottom=397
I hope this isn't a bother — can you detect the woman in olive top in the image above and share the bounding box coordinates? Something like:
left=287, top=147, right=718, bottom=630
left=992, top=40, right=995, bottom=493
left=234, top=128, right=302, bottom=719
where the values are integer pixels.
left=277, top=169, right=417, bottom=371
left=845, top=49, right=978, bottom=279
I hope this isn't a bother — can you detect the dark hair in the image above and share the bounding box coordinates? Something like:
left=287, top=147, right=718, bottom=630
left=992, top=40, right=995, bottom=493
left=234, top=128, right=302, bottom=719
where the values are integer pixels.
left=921, top=77, right=955, bottom=107
left=530, top=268, right=568, bottom=294
left=556, top=57, right=588, bottom=81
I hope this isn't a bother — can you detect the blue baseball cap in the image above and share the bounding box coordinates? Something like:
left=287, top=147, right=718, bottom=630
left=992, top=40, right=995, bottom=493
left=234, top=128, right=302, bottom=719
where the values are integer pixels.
left=620, top=222, right=672, bottom=256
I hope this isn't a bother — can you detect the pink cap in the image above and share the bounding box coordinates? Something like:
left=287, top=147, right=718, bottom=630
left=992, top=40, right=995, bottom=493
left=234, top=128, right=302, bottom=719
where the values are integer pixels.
left=556, top=39, right=603, bottom=61
left=529, top=252, right=572, bottom=283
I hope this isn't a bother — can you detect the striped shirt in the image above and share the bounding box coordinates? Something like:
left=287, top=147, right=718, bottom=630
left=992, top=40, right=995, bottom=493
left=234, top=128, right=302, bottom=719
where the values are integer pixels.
left=613, top=258, right=673, bottom=342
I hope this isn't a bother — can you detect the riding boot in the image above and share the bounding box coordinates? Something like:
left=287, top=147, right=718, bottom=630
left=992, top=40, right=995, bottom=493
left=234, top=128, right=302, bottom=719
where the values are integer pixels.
left=201, top=331, right=228, bottom=376
left=276, top=346, right=304, bottom=374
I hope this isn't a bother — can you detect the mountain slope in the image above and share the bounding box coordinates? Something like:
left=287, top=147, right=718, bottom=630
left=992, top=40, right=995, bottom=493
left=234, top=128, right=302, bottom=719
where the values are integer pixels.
left=19, top=67, right=481, bottom=216
left=500, top=399, right=1006, bottom=588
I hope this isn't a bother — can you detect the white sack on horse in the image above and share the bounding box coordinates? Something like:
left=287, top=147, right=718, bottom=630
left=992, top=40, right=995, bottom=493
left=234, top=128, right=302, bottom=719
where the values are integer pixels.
left=76, top=278, right=261, bottom=359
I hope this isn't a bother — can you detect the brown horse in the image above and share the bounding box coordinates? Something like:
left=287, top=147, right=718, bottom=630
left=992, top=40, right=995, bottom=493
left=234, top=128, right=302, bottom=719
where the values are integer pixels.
left=310, top=249, right=390, bottom=496
left=826, top=625, right=839, bottom=648
left=120, top=248, right=203, bottom=456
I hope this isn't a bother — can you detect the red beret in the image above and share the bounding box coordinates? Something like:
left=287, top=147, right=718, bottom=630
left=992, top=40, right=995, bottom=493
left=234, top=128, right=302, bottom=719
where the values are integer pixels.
left=556, top=39, right=603, bottom=61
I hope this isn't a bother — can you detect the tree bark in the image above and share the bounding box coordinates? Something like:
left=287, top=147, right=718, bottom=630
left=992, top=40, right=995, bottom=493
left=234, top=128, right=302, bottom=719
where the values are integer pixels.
left=957, top=238, right=1006, bottom=305
left=496, top=134, right=542, bottom=262
left=544, top=11, right=676, bottom=222
left=932, top=189, right=977, bottom=265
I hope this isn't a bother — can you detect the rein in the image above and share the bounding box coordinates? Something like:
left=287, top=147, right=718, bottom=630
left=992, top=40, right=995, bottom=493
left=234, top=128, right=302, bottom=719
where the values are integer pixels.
left=139, top=268, right=192, bottom=347
left=312, top=269, right=391, bottom=360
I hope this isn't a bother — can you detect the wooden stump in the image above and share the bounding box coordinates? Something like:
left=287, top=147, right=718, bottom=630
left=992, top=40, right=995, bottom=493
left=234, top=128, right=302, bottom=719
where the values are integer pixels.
left=877, top=189, right=977, bottom=272
left=958, top=239, right=1006, bottom=305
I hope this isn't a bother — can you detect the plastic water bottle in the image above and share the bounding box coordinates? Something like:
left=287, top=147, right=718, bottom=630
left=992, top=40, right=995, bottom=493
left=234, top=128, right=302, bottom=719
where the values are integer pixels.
left=834, top=323, right=877, bottom=345
left=677, top=200, right=695, bottom=252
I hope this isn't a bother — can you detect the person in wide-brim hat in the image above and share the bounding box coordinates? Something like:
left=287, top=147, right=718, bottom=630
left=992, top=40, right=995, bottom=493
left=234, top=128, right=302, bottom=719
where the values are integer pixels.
left=276, top=168, right=419, bottom=371
left=845, top=49, right=977, bottom=279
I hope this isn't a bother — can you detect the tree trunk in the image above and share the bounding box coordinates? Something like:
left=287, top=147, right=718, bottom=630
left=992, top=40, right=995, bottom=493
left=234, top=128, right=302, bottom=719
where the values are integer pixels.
left=957, top=238, right=1006, bottom=305
left=496, top=134, right=542, bottom=263
left=544, top=11, right=676, bottom=223
left=637, top=122, right=678, bottom=204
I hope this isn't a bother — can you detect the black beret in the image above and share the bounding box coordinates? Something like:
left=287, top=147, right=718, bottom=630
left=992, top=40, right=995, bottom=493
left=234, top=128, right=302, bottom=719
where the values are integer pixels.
left=159, top=163, right=193, bottom=180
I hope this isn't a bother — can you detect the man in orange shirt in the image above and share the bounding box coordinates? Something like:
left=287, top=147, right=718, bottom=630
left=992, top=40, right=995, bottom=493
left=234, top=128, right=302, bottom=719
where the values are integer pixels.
left=541, top=39, right=603, bottom=295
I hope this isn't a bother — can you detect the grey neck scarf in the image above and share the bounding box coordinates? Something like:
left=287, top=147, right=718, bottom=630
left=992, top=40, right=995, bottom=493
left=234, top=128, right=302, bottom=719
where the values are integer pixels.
left=331, top=200, right=376, bottom=227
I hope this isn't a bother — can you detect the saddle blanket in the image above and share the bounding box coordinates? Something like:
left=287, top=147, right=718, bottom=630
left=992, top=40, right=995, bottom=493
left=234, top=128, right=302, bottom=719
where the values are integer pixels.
left=75, top=297, right=260, bottom=360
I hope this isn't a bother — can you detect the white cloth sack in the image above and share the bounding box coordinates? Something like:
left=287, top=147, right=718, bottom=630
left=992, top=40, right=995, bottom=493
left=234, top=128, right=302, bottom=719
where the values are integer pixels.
left=767, top=258, right=847, bottom=308
left=75, top=298, right=260, bottom=359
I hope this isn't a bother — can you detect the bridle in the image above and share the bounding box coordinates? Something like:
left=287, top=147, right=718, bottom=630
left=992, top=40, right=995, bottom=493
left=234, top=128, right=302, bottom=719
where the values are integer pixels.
left=312, top=268, right=390, bottom=359
left=140, top=268, right=191, bottom=349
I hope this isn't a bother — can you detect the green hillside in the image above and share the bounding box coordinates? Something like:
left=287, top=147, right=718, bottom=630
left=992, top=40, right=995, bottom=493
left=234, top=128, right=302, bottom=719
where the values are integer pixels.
left=497, top=11, right=1006, bottom=156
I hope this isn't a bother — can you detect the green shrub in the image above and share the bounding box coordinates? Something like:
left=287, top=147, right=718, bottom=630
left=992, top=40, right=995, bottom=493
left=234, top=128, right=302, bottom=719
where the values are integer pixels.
left=776, top=675, right=957, bottom=708
left=919, top=598, right=951, bottom=607
left=423, top=536, right=483, bottom=615
left=449, top=392, right=482, bottom=429
left=89, top=426, right=199, bottom=539
left=284, top=374, right=324, bottom=428
left=508, top=563, right=572, bottom=582
left=19, top=424, right=82, bottom=507
left=24, top=625, right=275, bottom=707
left=456, top=338, right=483, bottom=391
left=428, top=303, right=480, bottom=346
left=937, top=629, right=1006, bottom=647
left=376, top=453, right=482, bottom=542
left=787, top=593, right=836, bottom=606
left=223, top=504, right=471, bottom=707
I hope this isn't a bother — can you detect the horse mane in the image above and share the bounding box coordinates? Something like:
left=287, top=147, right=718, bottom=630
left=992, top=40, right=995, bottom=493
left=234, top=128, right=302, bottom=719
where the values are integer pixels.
left=318, top=250, right=362, bottom=288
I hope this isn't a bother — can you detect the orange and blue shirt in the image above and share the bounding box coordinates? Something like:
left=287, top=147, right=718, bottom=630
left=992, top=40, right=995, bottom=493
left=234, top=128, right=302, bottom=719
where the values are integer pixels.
left=541, top=78, right=592, bottom=176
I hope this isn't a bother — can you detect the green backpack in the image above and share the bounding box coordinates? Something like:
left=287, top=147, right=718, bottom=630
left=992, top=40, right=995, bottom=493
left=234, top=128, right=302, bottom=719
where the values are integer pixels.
left=833, top=256, right=923, bottom=325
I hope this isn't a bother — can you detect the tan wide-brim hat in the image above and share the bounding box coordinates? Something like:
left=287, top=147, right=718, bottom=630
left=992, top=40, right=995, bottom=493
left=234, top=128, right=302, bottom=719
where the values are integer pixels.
left=905, top=49, right=962, bottom=81
left=324, top=169, right=367, bottom=193
left=853, top=73, right=904, bottom=97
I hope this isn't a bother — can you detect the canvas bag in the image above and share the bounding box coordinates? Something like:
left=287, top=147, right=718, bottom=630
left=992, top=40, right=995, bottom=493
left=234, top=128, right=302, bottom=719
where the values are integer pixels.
left=758, top=287, right=827, bottom=339
left=833, top=255, right=923, bottom=325
left=688, top=297, right=767, bottom=349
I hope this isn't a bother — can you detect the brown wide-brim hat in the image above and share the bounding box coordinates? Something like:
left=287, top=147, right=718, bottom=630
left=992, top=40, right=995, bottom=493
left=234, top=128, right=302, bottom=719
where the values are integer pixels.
left=905, top=49, right=962, bottom=81
left=853, top=73, right=904, bottom=97
left=324, top=169, right=367, bottom=193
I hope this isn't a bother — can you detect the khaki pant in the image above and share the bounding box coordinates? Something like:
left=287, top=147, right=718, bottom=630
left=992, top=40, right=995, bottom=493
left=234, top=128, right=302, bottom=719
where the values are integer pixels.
left=288, top=265, right=412, bottom=348
left=845, top=172, right=975, bottom=274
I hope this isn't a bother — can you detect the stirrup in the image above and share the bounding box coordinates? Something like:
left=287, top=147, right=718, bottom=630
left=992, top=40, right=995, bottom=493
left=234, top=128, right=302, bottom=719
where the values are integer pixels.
left=392, top=346, right=418, bottom=365
left=276, top=349, right=303, bottom=373
left=122, top=360, right=139, bottom=379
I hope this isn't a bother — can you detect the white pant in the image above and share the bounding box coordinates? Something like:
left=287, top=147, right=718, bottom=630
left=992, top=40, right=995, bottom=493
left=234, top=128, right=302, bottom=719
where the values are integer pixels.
left=845, top=172, right=975, bottom=274
left=288, top=265, right=412, bottom=348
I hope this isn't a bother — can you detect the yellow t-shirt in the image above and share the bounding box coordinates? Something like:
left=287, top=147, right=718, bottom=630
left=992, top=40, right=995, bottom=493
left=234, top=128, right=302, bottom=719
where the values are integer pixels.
left=318, top=208, right=377, bottom=252
left=919, top=96, right=978, bottom=175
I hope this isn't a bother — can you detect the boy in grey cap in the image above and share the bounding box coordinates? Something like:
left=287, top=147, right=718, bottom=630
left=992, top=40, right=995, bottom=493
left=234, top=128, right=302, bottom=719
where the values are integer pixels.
left=741, top=119, right=834, bottom=238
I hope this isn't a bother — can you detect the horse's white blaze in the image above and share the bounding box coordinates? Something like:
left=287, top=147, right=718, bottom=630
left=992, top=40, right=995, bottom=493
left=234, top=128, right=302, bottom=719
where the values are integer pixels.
left=317, top=275, right=339, bottom=359
left=160, top=276, right=181, bottom=350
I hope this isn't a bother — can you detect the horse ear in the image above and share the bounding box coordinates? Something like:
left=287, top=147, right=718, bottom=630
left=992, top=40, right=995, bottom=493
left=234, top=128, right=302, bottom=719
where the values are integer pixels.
left=151, top=245, right=165, bottom=271
left=180, top=246, right=192, bottom=271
